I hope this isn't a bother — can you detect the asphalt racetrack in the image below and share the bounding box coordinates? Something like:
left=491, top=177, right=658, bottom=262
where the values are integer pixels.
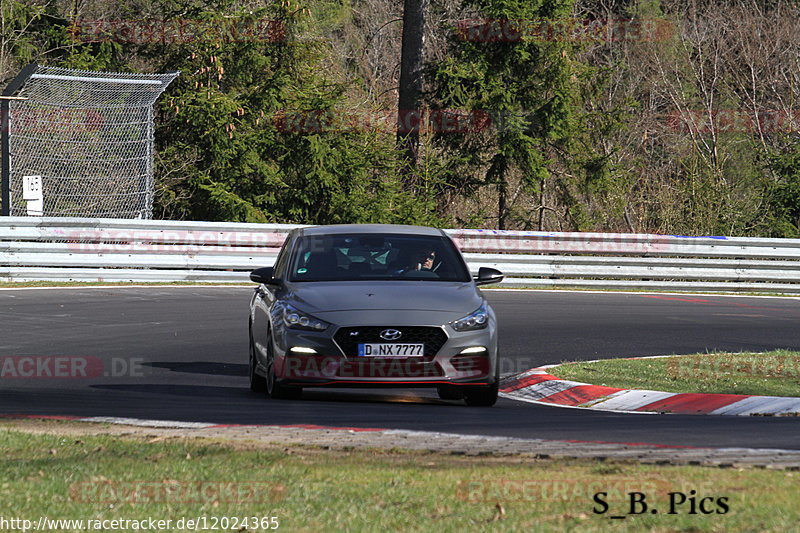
left=1, top=287, right=799, bottom=449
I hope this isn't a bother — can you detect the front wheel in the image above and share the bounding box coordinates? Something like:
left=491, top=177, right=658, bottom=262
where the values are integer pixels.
left=436, top=385, right=464, bottom=401
left=463, top=381, right=498, bottom=406
left=463, top=358, right=499, bottom=407
left=265, top=330, right=302, bottom=400
left=249, top=335, right=267, bottom=393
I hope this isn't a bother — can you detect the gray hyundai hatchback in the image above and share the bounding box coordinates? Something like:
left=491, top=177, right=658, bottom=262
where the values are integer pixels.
left=248, top=224, right=504, bottom=406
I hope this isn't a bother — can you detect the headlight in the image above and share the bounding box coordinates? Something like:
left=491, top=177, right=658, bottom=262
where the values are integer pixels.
left=449, top=303, right=489, bottom=332
left=282, top=303, right=330, bottom=331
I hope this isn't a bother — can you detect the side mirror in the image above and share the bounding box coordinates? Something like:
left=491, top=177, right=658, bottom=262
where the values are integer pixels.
left=474, top=266, right=504, bottom=286
left=250, top=266, right=280, bottom=285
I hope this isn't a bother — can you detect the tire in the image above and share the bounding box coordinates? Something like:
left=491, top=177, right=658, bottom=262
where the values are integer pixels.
left=463, top=357, right=499, bottom=407
left=249, top=334, right=267, bottom=393
left=264, top=329, right=302, bottom=400
left=463, top=381, right=498, bottom=406
left=436, top=385, right=464, bottom=400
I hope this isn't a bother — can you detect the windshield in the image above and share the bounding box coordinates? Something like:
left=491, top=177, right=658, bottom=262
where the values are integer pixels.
left=288, top=233, right=471, bottom=282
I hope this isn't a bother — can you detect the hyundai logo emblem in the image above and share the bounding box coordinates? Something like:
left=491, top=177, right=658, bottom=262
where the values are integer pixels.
left=379, top=329, right=402, bottom=341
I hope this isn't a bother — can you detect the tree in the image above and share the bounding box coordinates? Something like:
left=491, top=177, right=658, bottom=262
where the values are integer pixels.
left=145, top=1, right=437, bottom=224
left=397, top=0, right=428, bottom=183
left=428, top=0, right=583, bottom=230
left=766, top=146, right=800, bottom=238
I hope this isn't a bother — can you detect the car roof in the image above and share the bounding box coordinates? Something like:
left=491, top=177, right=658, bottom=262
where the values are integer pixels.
left=297, top=224, right=447, bottom=237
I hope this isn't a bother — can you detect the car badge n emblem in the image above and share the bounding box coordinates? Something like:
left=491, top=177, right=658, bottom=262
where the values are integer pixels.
left=350, top=331, right=360, bottom=336
left=380, top=329, right=402, bottom=341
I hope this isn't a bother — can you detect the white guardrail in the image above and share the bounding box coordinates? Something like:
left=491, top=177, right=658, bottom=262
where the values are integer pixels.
left=2, top=217, right=800, bottom=293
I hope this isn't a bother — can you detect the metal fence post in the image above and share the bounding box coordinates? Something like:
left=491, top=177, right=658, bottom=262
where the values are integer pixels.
left=1, top=63, right=38, bottom=216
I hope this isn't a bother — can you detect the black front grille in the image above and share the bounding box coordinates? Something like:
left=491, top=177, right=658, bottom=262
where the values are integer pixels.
left=333, top=326, right=448, bottom=358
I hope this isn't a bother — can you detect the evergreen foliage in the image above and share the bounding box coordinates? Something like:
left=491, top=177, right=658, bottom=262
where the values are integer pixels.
left=1, top=0, right=798, bottom=237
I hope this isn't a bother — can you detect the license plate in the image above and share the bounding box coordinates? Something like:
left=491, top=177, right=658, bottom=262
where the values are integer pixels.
left=357, top=343, right=424, bottom=357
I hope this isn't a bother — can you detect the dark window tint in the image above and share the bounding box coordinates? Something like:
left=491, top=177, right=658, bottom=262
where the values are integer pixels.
left=289, top=234, right=470, bottom=282
left=272, top=232, right=295, bottom=278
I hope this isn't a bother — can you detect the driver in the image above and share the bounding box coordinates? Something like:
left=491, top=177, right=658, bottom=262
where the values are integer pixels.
left=407, top=247, right=436, bottom=271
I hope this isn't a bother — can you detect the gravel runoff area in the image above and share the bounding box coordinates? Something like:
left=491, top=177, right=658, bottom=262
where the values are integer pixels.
left=3, top=417, right=800, bottom=470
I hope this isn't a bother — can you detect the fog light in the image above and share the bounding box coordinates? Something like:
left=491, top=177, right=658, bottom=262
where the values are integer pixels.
left=290, top=346, right=317, bottom=354
left=459, top=346, right=487, bottom=354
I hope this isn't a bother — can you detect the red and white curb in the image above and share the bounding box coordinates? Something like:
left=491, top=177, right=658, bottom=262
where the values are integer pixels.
left=500, top=367, right=800, bottom=416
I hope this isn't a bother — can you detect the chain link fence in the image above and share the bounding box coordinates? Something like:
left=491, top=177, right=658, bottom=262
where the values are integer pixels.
left=6, top=66, right=177, bottom=218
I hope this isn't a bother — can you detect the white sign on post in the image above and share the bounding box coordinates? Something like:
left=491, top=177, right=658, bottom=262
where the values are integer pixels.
left=22, top=175, right=44, bottom=216
left=22, top=175, right=42, bottom=200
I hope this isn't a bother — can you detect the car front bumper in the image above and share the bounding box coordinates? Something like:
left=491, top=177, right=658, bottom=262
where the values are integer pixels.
left=272, top=319, right=498, bottom=387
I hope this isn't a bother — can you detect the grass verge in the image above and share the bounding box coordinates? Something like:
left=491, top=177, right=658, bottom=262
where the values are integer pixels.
left=1, top=423, right=798, bottom=532
left=549, top=350, right=800, bottom=397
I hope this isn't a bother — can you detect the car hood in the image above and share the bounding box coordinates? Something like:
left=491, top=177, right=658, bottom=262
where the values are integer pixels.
left=286, top=281, right=483, bottom=314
